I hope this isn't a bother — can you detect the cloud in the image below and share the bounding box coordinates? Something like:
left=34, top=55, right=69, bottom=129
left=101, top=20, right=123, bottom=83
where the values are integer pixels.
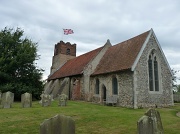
left=0, top=0, right=180, bottom=82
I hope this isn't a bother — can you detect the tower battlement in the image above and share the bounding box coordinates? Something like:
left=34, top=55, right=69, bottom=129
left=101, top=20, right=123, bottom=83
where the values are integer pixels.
left=51, top=41, right=76, bottom=74
left=54, top=41, right=76, bottom=56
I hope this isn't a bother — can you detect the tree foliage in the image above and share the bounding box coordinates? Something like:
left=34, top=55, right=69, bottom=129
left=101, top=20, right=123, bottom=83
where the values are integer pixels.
left=171, top=69, right=179, bottom=87
left=171, top=69, right=180, bottom=94
left=176, top=85, right=180, bottom=93
left=0, top=27, right=44, bottom=100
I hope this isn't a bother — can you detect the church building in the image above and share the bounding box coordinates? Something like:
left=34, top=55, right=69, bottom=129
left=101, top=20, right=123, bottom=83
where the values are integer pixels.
left=44, top=29, right=174, bottom=108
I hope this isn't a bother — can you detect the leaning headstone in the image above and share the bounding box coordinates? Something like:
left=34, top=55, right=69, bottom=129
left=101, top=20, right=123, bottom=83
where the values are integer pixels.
left=40, top=114, right=75, bottom=134
left=58, top=94, right=68, bottom=106
left=21, top=92, right=32, bottom=108
left=137, top=108, right=164, bottom=134
left=1, top=91, right=14, bottom=108
left=40, top=92, right=51, bottom=107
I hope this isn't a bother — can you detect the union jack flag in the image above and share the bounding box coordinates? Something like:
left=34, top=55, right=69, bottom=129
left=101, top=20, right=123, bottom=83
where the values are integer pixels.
left=63, top=29, right=74, bottom=35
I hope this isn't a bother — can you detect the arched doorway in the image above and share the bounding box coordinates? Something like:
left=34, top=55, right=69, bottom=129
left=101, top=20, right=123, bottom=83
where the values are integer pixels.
left=102, top=84, right=107, bottom=102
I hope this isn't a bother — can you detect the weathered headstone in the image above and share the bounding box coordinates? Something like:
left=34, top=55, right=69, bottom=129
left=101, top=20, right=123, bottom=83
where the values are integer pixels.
left=40, top=92, right=51, bottom=107
left=137, top=108, right=164, bottom=134
left=40, top=114, right=75, bottom=134
left=176, top=112, right=180, bottom=117
left=21, top=92, right=32, bottom=108
left=58, top=94, right=68, bottom=106
left=1, top=91, right=14, bottom=108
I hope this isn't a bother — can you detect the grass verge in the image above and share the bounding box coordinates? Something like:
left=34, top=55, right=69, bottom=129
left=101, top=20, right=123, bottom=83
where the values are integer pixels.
left=0, top=101, right=179, bottom=134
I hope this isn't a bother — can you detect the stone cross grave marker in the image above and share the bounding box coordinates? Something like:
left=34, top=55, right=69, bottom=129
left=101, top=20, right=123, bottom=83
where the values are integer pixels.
left=40, top=114, right=75, bottom=134
left=137, top=108, right=164, bottom=134
left=58, top=94, right=68, bottom=106
left=21, top=92, right=32, bottom=108
left=40, top=92, right=52, bottom=107
left=1, top=91, right=14, bottom=108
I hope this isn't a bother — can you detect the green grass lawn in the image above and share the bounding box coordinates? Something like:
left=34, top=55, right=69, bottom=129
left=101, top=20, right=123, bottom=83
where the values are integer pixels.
left=0, top=101, right=179, bottom=134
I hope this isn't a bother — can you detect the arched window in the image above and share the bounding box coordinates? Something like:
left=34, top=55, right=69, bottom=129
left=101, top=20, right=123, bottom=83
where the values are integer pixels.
left=112, top=77, right=118, bottom=95
left=148, top=52, right=159, bottom=91
left=95, top=79, right=99, bottom=94
left=148, top=55, right=153, bottom=91
left=154, top=57, right=159, bottom=91
left=66, top=48, right=70, bottom=55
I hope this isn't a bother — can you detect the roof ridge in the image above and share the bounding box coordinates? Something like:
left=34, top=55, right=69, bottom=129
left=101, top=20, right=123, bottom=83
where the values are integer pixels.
left=71, top=46, right=103, bottom=61
left=92, top=29, right=151, bottom=75
left=48, top=45, right=104, bottom=80
left=113, top=30, right=151, bottom=47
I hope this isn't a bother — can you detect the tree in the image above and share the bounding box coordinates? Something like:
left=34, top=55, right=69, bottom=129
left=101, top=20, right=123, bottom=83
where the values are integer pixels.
left=0, top=27, right=44, bottom=100
left=177, top=85, right=180, bottom=94
left=171, top=69, right=180, bottom=94
left=172, top=69, right=179, bottom=86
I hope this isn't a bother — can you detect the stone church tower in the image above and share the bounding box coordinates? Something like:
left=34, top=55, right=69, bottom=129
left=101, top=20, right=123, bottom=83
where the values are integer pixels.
left=50, top=41, right=76, bottom=74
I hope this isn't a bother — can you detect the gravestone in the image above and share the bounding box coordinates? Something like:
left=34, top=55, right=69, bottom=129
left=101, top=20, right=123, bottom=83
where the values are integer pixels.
left=40, top=114, right=75, bottom=134
left=1, top=91, right=14, bottom=108
left=58, top=94, right=68, bottom=106
left=40, top=92, right=51, bottom=107
left=21, top=92, right=32, bottom=108
left=137, top=108, right=164, bottom=134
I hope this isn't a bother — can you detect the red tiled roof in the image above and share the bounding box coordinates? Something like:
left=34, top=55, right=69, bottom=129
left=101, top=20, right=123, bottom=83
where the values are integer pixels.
left=92, top=30, right=150, bottom=75
left=48, top=47, right=103, bottom=80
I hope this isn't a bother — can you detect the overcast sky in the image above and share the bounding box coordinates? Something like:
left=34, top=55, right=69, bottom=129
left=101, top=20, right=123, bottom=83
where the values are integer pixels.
left=0, top=0, right=180, bottom=83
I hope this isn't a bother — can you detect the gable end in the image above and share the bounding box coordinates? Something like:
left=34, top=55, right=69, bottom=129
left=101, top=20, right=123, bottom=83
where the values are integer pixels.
left=131, top=29, right=172, bottom=76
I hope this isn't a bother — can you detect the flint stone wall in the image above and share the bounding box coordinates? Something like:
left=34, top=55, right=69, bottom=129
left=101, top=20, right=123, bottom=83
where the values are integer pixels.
left=134, top=34, right=173, bottom=108
left=91, top=71, right=134, bottom=108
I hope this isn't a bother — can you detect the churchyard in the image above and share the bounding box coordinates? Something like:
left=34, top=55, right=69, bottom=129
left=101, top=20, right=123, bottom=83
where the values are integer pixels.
left=0, top=100, right=179, bottom=133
